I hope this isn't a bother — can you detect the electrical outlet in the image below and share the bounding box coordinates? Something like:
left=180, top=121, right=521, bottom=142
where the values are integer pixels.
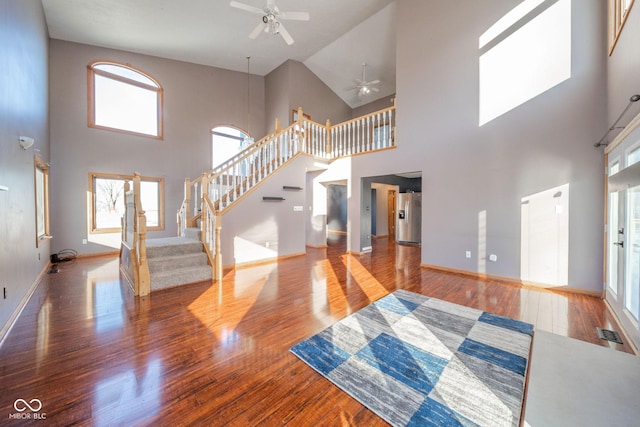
left=82, top=238, right=88, bottom=245
left=489, top=254, right=498, bottom=262
left=465, top=251, right=471, bottom=259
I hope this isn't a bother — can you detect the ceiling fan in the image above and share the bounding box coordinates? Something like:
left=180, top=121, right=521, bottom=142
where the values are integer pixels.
left=230, top=0, right=310, bottom=46
left=348, top=63, right=381, bottom=97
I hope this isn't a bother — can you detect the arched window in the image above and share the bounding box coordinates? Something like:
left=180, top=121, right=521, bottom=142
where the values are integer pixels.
left=88, top=61, right=163, bottom=139
left=211, top=125, right=251, bottom=169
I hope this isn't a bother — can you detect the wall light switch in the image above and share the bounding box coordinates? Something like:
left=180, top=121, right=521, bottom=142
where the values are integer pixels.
left=489, top=254, right=498, bottom=262
left=466, top=251, right=471, bottom=259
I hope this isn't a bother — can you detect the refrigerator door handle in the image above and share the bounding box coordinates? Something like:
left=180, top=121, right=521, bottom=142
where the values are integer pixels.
left=405, top=201, right=409, bottom=225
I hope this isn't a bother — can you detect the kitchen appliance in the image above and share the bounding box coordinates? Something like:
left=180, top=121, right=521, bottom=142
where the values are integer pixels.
left=397, top=192, right=421, bottom=244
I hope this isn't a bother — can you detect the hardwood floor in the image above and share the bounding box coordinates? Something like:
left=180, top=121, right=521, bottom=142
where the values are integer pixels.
left=0, top=235, right=634, bottom=426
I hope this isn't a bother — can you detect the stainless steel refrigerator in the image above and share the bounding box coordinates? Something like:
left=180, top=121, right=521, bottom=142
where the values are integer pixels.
left=397, top=192, right=421, bottom=244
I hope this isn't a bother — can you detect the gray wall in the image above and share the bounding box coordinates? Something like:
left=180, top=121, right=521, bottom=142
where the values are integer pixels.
left=352, top=95, right=395, bottom=119
left=218, top=156, right=317, bottom=266
left=265, top=60, right=352, bottom=129
left=0, top=0, right=50, bottom=332
left=49, top=40, right=266, bottom=255
left=607, top=0, right=640, bottom=126
left=347, top=0, right=607, bottom=293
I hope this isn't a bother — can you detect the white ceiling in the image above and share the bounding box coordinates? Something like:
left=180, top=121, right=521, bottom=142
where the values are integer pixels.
left=41, top=0, right=396, bottom=108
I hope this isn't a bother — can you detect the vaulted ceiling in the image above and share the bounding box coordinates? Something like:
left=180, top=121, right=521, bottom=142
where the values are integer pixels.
left=41, top=0, right=396, bottom=108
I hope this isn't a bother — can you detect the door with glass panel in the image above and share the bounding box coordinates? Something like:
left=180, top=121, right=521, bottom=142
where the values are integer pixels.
left=624, top=185, right=640, bottom=324
left=607, top=152, right=640, bottom=346
left=607, top=160, right=622, bottom=307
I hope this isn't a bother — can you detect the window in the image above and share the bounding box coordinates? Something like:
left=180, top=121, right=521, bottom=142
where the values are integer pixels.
left=610, top=0, right=635, bottom=54
left=90, top=172, right=164, bottom=233
left=626, top=141, right=640, bottom=167
left=211, top=126, right=251, bottom=169
left=88, top=61, right=163, bottom=138
left=34, top=156, right=50, bottom=246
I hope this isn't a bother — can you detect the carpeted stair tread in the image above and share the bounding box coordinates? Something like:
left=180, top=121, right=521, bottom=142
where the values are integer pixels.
left=145, top=237, right=212, bottom=290
left=183, top=227, right=201, bottom=240
left=150, top=265, right=212, bottom=290
left=146, top=237, right=204, bottom=258
left=148, top=252, right=209, bottom=273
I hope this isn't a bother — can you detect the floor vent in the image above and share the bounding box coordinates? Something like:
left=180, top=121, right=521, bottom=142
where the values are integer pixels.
left=596, top=327, right=623, bottom=344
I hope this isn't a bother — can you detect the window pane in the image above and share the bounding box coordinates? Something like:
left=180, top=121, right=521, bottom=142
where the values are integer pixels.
left=140, top=180, right=159, bottom=227
left=212, top=126, right=249, bottom=168
left=628, top=146, right=640, bottom=167
left=94, top=74, right=158, bottom=136
left=626, top=186, right=640, bottom=321
left=36, top=166, right=45, bottom=237
left=94, top=178, right=125, bottom=229
left=94, top=63, right=157, bottom=86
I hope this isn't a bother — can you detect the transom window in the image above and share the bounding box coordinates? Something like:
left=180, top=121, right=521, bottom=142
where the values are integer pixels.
left=89, top=172, right=164, bottom=233
left=88, top=61, right=163, bottom=138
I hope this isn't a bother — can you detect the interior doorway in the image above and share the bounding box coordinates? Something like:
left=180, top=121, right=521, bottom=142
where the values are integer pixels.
left=388, top=190, right=396, bottom=241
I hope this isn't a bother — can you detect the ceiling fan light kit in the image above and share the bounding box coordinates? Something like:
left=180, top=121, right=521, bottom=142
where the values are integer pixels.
left=348, top=63, right=381, bottom=98
left=230, top=0, right=310, bottom=45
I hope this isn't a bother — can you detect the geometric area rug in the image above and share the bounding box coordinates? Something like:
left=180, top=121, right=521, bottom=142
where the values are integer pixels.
left=290, top=290, right=534, bottom=427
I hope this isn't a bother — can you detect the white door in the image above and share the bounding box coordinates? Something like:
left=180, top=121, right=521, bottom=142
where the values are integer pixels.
left=606, top=157, right=640, bottom=349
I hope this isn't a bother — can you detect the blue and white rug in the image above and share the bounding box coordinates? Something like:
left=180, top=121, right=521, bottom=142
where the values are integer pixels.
left=290, top=289, right=534, bottom=426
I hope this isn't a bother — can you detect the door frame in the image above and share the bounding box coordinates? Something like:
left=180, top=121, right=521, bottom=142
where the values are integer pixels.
left=604, top=111, right=640, bottom=353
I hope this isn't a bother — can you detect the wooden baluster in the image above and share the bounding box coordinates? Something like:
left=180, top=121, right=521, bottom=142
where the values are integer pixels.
left=325, top=121, right=331, bottom=158
left=201, top=177, right=208, bottom=243
left=389, top=108, right=394, bottom=147
left=214, top=213, right=223, bottom=283
left=376, top=113, right=381, bottom=149
left=367, top=116, right=371, bottom=151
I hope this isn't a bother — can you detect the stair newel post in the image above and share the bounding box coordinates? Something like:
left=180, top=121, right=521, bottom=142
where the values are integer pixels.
left=184, top=177, right=191, bottom=230
left=133, top=172, right=151, bottom=297
left=215, top=213, right=223, bottom=283
left=122, top=179, right=131, bottom=243
left=201, top=173, right=208, bottom=244
left=325, top=119, right=331, bottom=159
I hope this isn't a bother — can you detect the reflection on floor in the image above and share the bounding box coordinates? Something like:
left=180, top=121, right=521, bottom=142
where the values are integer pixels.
left=0, top=236, right=635, bottom=425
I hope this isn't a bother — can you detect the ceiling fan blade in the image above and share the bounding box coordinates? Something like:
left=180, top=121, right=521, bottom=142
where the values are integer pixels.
left=230, top=1, right=264, bottom=15
left=249, top=22, right=268, bottom=39
left=279, top=11, right=310, bottom=21
left=367, top=80, right=381, bottom=85
left=370, top=87, right=380, bottom=93
left=278, top=22, right=295, bottom=45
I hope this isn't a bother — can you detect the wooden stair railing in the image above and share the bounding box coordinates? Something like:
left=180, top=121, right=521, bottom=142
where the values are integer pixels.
left=117, top=103, right=397, bottom=294
left=178, top=103, right=396, bottom=283
left=120, top=172, right=151, bottom=296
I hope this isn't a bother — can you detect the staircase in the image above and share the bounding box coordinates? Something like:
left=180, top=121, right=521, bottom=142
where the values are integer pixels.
left=121, top=104, right=396, bottom=296
left=146, top=228, right=212, bottom=291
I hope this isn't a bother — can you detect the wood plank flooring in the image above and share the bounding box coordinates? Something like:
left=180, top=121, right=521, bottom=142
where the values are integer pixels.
left=0, top=235, right=634, bottom=426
